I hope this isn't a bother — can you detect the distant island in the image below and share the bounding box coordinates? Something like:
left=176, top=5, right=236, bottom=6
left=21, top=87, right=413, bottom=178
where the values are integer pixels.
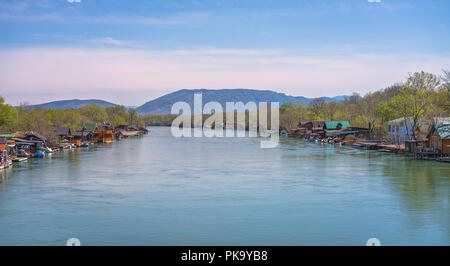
left=25, top=89, right=348, bottom=115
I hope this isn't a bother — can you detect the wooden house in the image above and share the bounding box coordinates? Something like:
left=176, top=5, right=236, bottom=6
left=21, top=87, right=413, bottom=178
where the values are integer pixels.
left=23, top=132, right=48, bottom=144
left=311, top=121, right=325, bottom=134
left=405, top=140, right=427, bottom=154
left=0, top=136, right=7, bottom=154
left=53, top=126, right=71, bottom=142
left=427, top=124, right=450, bottom=155
left=94, top=124, right=115, bottom=143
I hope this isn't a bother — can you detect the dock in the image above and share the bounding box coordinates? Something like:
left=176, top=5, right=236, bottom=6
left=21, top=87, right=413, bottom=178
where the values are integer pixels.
left=12, top=157, right=27, bottom=162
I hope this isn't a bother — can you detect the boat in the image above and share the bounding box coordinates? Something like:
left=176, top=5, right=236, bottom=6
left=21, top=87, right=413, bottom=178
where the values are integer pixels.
left=33, top=151, right=44, bottom=158
left=41, top=147, right=53, bottom=153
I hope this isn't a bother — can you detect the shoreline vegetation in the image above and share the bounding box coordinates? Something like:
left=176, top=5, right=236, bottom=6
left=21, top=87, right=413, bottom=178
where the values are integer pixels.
left=0, top=102, right=148, bottom=169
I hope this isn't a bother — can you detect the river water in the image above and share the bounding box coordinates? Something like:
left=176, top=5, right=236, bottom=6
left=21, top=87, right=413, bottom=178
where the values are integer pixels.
left=0, top=126, right=449, bottom=245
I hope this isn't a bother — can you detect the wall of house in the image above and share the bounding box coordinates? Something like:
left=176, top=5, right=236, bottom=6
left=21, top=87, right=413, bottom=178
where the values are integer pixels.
left=388, top=122, right=414, bottom=143
left=442, top=139, right=450, bottom=155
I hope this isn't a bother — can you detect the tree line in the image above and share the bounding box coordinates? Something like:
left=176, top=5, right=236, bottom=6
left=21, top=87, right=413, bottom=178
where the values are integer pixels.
left=1, top=70, right=449, bottom=140
left=279, top=70, right=450, bottom=139
left=0, top=101, right=144, bottom=138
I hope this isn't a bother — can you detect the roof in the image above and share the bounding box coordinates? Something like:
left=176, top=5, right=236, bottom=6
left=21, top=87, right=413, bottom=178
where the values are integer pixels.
left=388, top=117, right=412, bottom=124
left=431, top=124, right=450, bottom=140
left=80, top=123, right=96, bottom=132
left=24, top=132, right=47, bottom=142
left=324, top=121, right=350, bottom=130
left=299, top=121, right=312, bottom=128
left=11, top=138, right=43, bottom=144
left=432, top=117, right=450, bottom=124
left=312, top=121, right=325, bottom=128
left=73, top=131, right=93, bottom=137
left=53, top=126, right=71, bottom=136
left=388, top=117, right=430, bottom=126
left=0, top=134, right=15, bottom=138
left=95, top=124, right=114, bottom=130
left=326, top=127, right=368, bottom=135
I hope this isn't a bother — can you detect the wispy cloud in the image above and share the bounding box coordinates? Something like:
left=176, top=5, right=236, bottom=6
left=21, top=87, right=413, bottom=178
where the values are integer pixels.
left=0, top=9, right=217, bottom=27
left=31, top=34, right=144, bottom=48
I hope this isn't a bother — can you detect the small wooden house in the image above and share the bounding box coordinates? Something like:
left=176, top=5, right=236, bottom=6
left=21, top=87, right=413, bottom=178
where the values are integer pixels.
left=427, top=124, right=450, bottom=155
left=23, top=132, right=48, bottom=144
left=94, top=124, right=115, bottom=143
left=53, top=126, right=72, bottom=142
left=404, top=140, right=427, bottom=154
left=311, top=120, right=325, bottom=134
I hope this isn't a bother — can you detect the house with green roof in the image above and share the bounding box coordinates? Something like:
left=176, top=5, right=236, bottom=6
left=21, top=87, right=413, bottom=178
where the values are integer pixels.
left=427, top=123, right=450, bottom=155
left=80, top=123, right=97, bottom=133
left=324, top=121, right=351, bottom=133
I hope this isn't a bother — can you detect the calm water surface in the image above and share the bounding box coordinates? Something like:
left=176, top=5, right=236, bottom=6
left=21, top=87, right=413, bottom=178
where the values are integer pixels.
left=0, top=127, right=449, bottom=245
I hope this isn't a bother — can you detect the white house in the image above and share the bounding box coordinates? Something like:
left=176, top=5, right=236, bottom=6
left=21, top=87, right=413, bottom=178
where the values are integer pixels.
left=387, top=117, right=450, bottom=144
left=387, top=118, right=415, bottom=143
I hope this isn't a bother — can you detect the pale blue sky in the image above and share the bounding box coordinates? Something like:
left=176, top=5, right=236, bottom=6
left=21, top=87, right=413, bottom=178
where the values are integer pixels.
left=1, top=0, right=449, bottom=105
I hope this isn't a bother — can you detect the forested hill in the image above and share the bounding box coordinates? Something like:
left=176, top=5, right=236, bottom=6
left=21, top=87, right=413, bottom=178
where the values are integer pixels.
left=26, top=99, right=117, bottom=109
left=136, top=89, right=348, bottom=115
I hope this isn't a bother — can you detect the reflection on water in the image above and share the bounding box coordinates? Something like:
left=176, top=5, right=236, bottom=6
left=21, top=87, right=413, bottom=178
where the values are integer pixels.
left=0, top=127, right=449, bottom=245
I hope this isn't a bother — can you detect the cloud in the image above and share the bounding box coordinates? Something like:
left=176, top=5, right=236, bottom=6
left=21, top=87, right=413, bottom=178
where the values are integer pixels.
left=368, top=0, right=382, bottom=3
left=1, top=46, right=448, bottom=105
left=67, top=0, right=81, bottom=3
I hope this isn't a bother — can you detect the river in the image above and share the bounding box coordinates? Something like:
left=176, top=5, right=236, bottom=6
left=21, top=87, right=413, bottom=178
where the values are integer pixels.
left=0, top=126, right=449, bottom=245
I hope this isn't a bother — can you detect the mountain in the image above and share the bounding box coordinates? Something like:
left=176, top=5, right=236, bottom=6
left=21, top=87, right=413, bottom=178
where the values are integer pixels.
left=27, top=99, right=117, bottom=109
left=136, top=89, right=348, bottom=115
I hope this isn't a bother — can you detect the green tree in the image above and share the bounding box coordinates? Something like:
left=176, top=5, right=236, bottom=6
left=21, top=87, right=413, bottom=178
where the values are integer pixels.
left=388, top=72, right=440, bottom=139
left=127, top=108, right=139, bottom=126
left=80, top=104, right=108, bottom=123
left=0, top=96, right=18, bottom=131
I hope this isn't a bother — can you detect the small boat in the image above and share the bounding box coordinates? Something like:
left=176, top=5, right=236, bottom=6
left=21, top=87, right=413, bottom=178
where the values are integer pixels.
left=33, top=151, right=44, bottom=158
left=41, top=147, right=53, bottom=153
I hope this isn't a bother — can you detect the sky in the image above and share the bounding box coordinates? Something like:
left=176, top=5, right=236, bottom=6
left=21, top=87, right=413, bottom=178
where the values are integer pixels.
left=0, top=0, right=449, bottom=106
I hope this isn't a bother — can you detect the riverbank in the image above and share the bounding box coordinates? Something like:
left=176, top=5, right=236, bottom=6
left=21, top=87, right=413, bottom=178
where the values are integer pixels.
left=0, top=124, right=148, bottom=170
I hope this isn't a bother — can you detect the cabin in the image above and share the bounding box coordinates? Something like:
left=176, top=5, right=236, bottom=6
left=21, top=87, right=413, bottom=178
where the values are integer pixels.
left=311, top=121, right=325, bottom=134
left=427, top=124, right=450, bottom=155
left=72, top=131, right=94, bottom=141
left=94, top=124, right=115, bottom=143
left=53, top=126, right=72, bottom=142
left=11, top=137, right=43, bottom=156
left=23, top=132, right=47, bottom=143
left=405, top=140, right=427, bottom=154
